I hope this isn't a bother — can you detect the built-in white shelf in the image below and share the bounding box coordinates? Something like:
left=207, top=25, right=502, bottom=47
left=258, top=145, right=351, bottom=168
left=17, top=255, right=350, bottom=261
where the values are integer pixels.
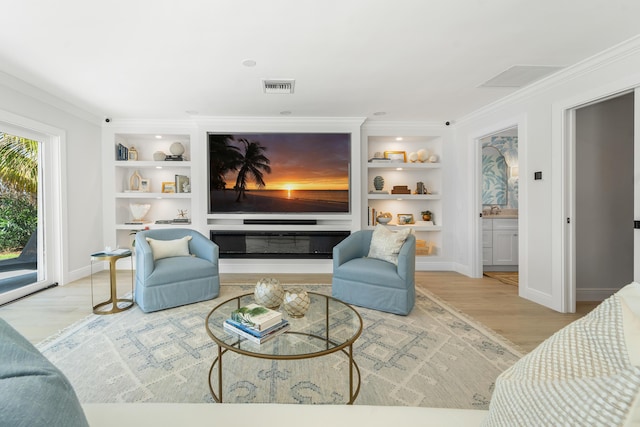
left=114, top=161, right=192, bottom=168
left=367, top=162, right=441, bottom=170
left=116, top=192, right=191, bottom=199
left=367, top=193, right=440, bottom=200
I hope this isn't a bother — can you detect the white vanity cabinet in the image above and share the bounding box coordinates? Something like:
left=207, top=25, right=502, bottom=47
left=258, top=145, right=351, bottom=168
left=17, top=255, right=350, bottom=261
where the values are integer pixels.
left=483, top=218, right=518, bottom=266
left=482, top=219, right=494, bottom=265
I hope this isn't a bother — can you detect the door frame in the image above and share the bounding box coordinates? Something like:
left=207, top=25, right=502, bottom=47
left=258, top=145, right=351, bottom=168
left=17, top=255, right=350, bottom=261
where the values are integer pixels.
left=554, top=81, right=639, bottom=313
left=0, top=110, right=66, bottom=303
left=470, top=115, right=526, bottom=284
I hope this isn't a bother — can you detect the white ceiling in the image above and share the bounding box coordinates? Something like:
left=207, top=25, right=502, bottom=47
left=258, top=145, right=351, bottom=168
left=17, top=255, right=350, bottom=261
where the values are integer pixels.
left=2, top=0, right=640, bottom=122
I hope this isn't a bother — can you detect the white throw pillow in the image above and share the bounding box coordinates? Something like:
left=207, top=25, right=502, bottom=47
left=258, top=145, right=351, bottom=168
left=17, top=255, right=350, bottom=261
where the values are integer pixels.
left=367, top=224, right=411, bottom=265
left=146, top=236, right=192, bottom=260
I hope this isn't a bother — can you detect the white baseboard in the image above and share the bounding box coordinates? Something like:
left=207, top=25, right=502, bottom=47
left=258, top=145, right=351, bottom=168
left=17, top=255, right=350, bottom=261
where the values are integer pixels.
left=66, top=265, right=94, bottom=285
left=452, top=262, right=472, bottom=277
left=416, top=261, right=454, bottom=271
left=576, top=287, right=621, bottom=302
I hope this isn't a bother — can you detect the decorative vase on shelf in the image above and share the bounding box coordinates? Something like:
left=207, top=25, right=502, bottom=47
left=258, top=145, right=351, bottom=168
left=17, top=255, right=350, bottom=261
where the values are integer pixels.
left=170, top=142, right=185, bottom=156
left=153, top=151, right=166, bottom=161
left=129, top=203, right=151, bottom=222
left=373, top=176, right=385, bottom=191
left=283, top=288, right=311, bottom=318
left=254, top=278, right=285, bottom=309
left=129, top=170, right=142, bottom=191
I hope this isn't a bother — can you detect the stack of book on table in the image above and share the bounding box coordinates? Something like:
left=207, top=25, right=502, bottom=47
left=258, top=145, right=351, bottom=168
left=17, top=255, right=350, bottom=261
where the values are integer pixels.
left=224, top=303, right=290, bottom=344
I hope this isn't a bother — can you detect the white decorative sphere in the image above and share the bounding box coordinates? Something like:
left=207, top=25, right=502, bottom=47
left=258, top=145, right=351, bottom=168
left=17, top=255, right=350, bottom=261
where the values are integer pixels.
left=428, top=154, right=439, bottom=163
left=408, top=152, right=418, bottom=162
left=254, top=278, right=284, bottom=309
left=153, top=151, right=166, bottom=161
left=417, top=149, right=428, bottom=162
left=170, top=142, right=185, bottom=156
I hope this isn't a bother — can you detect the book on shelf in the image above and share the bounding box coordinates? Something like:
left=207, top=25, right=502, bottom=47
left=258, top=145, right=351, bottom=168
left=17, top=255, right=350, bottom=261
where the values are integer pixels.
left=230, top=303, right=282, bottom=331
left=223, top=319, right=290, bottom=344
left=368, top=157, right=391, bottom=163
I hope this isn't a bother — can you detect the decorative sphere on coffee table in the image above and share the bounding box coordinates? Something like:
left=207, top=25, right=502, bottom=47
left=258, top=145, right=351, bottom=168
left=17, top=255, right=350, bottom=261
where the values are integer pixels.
left=254, top=278, right=284, bottom=309
left=283, top=288, right=311, bottom=318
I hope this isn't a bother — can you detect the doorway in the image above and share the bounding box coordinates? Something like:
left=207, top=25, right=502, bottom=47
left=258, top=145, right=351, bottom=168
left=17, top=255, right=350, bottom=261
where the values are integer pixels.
left=571, top=92, right=634, bottom=303
left=0, top=131, right=39, bottom=295
left=0, top=118, right=62, bottom=306
left=479, top=127, right=519, bottom=286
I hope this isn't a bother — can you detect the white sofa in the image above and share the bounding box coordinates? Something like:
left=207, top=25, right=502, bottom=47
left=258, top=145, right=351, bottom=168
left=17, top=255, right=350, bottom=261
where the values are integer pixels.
left=82, top=403, right=487, bottom=426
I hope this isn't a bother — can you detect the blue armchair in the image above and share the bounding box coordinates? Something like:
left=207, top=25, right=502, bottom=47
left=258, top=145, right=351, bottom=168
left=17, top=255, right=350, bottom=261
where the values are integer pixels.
left=332, top=229, right=416, bottom=315
left=135, top=228, right=220, bottom=313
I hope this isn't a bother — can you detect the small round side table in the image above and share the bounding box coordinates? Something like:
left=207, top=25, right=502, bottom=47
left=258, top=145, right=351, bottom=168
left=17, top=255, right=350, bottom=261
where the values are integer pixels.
left=90, top=250, right=134, bottom=315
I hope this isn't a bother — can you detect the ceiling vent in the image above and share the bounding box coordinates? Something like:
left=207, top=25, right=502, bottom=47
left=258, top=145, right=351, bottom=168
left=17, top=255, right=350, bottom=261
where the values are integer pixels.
left=479, top=65, right=563, bottom=88
left=262, top=79, right=295, bottom=94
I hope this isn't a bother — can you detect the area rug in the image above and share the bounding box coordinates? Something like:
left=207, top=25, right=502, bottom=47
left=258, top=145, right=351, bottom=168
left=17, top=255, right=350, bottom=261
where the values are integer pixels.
left=37, top=284, right=522, bottom=409
left=483, top=271, right=518, bottom=287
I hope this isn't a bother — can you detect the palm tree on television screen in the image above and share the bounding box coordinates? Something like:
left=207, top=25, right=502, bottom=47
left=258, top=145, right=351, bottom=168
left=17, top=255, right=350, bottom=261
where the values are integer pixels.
left=234, top=139, right=271, bottom=202
left=208, top=134, right=242, bottom=190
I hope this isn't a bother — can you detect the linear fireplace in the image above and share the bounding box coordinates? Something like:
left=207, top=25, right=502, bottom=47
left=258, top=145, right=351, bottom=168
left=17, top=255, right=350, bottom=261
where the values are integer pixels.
left=210, top=230, right=350, bottom=259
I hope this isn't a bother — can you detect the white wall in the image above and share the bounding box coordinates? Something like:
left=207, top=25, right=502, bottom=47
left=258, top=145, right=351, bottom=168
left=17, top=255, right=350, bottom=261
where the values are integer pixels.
left=0, top=71, right=103, bottom=284
left=575, top=93, right=634, bottom=298
left=453, top=36, right=640, bottom=311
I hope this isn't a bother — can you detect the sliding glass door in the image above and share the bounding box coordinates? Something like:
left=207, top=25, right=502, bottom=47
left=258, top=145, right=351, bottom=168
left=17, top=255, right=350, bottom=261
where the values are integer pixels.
left=0, top=125, right=52, bottom=305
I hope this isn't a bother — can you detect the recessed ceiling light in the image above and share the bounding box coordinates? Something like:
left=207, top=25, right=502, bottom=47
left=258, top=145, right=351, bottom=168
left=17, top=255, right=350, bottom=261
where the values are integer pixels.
left=373, top=111, right=386, bottom=116
left=395, top=137, right=403, bottom=141
left=280, top=110, right=292, bottom=115
left=155, top=135, right=162, bottom=139
left=242, top=59, right=257, bottom=67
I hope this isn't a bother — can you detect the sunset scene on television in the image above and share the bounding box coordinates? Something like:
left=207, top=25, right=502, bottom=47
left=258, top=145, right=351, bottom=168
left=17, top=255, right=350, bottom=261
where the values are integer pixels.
left=208, top=133, right=351, bottom=213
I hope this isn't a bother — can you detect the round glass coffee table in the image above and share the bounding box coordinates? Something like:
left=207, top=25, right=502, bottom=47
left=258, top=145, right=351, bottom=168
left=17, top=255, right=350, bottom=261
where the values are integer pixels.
left=205, top=291, right=363, bottom=404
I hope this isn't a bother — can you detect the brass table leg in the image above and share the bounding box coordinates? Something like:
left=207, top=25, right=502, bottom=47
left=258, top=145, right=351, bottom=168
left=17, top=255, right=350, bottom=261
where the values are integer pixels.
left=91, top=252, right=134, bottom=315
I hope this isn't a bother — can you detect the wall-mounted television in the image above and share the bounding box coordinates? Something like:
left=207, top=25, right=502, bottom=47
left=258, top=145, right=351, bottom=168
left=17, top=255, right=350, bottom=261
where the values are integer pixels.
left=208, top=132, right=351, bottom=214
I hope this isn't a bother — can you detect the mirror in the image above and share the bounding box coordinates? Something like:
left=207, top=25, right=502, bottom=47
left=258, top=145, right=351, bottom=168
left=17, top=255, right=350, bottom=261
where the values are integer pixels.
left=482, top=146, right=507, bottom=205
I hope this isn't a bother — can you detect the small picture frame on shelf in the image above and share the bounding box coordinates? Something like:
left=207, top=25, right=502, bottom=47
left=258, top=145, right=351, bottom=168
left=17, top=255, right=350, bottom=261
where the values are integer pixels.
left=161, top=182, right=176, bottom=193
left=384, top=150, right=407, bottom=163
left=175, top=175, right=190, bottom=193
left=140, top=179, right=151, bottom=192
left=397, top=213, right=415, bottom=225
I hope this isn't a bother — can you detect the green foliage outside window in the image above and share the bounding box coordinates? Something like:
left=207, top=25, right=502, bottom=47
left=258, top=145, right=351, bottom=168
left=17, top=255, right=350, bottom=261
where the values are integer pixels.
left=0, top=194, right=37, bottom=252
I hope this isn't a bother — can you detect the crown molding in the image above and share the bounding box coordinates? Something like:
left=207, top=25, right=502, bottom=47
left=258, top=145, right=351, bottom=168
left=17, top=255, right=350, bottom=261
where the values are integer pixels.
left=0, top=70, right=102, bottom=125
left=456, top=34, right=640, bottom=125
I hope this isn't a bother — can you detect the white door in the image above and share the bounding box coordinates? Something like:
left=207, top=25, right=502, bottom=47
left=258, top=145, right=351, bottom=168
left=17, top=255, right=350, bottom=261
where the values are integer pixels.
left=635, top=91, right=640, bottom=282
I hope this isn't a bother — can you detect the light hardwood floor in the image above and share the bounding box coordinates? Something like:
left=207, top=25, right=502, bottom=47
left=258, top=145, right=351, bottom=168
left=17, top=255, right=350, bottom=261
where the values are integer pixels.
left=0, top=271, right=598, bottom=353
